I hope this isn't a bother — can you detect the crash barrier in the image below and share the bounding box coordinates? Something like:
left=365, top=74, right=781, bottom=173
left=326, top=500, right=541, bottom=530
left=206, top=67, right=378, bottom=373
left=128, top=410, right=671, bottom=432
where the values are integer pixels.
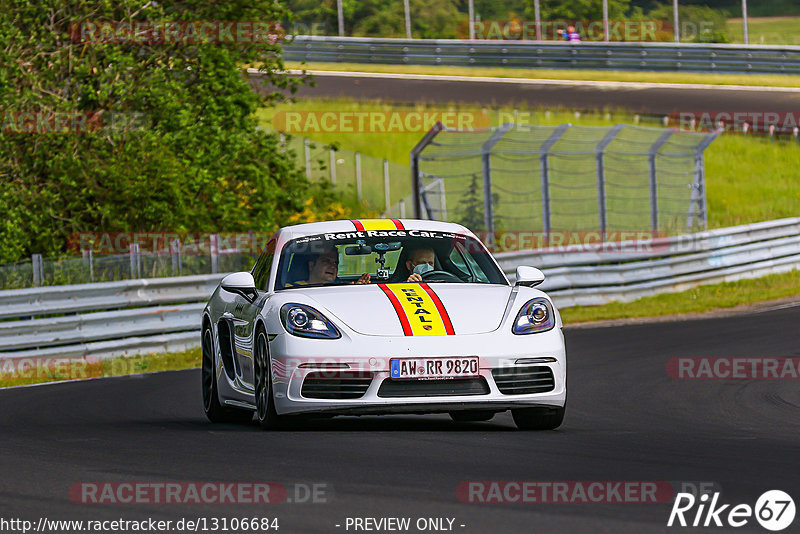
left=497, top=217, right=800, bottom=307
left=1, top=218, right=799, bottom=361
left=0, top=274, right=224, bottom=360
left=283, top=36, right=800, bottom=75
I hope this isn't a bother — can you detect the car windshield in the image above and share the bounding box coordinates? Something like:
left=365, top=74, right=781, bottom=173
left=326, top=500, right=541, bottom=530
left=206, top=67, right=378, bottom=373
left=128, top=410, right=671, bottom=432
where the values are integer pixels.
left=276, top=230, right=507, bottom=289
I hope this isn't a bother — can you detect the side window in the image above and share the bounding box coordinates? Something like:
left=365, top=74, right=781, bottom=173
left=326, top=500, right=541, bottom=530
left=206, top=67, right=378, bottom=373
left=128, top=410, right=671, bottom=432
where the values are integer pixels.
left=252, top=239, right=276, bottom=291
left=449, top=243, right=489, bottom=283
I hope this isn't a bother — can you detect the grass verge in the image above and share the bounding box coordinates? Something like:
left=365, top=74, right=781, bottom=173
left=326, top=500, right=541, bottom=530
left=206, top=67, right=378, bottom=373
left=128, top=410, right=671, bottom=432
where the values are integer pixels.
left=0, top=347, right=200, bottom=388
left=728, top=17, right=800, bottom=46
left=285, top=61, right=800, bottom=88
left=561, top=269, right=800, bottom=324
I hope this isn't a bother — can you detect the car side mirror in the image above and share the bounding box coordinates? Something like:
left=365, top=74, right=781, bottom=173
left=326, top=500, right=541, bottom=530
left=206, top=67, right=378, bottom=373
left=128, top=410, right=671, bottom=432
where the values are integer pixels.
left=514, top=266, right=545, bottom=287
left=221, top=272, right=258, bottom=301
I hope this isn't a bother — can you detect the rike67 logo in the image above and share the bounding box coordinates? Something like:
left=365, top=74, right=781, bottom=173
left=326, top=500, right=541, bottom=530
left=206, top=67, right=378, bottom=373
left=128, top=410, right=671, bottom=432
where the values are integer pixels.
left=668, top=490, right=795, bottom=531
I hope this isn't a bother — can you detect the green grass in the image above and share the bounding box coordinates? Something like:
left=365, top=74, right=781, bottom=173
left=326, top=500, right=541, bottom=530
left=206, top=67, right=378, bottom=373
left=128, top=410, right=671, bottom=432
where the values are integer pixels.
left=0, top=347, right=200, bottom=388
left=561, top=269, right=800, bottom=324
left=259, top=98, right=800, bottom=231
left=728, top=16, right=800, bottom=46
left=286, top=61, right=800, bottom=87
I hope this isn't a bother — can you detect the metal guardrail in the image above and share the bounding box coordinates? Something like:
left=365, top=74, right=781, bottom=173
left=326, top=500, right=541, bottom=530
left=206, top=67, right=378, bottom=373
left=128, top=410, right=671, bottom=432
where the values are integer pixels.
left=1, top=218, right=799, bottom=361
left=0, top=274, right=224, bottom=360
left=497, top=218, right=800, bottom=307
left=284, top=36, right=800, bottom=75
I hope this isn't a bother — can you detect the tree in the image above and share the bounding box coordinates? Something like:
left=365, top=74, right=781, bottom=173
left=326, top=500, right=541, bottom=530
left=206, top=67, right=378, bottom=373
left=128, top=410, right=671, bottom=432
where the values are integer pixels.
left=527, top=0, right=633, bottom=21
left=458, top=173, right=486, bottom=231
left=0, top=0, right=342, bottom=262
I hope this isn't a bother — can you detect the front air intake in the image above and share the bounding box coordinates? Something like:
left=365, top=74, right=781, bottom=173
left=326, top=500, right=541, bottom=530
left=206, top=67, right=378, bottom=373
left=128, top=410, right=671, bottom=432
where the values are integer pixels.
left=301, top=371, right=374, bottom=399
left=492, top=366, right=555, bottom=395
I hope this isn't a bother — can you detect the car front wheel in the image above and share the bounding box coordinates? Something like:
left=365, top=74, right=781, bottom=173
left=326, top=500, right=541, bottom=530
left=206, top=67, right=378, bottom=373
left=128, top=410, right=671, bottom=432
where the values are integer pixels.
left=254, top=328, right=286, bottom=429
left=511, top=406, right=565, bottom=430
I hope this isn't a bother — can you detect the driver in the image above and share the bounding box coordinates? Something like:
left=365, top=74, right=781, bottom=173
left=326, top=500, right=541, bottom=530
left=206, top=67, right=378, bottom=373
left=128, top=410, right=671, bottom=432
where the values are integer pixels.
left=404, top=246, right=435, bottom=282
left=289, top=246, right=370, bottom=286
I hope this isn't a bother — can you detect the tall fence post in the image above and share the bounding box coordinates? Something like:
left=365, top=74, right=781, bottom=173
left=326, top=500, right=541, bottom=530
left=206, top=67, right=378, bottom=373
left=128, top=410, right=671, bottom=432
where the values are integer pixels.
left=648, top=131, right=674, bottom=234
left=330, top=148, right=337, bottom=185
left=673, top=0, right=680, bottom=42
left=383, top=159, right=391, bottom=215
left=404, top=0, right=412, bottom=39
left=596, top=124, right=626, bottom=241
left=129, top=244, right=140, bottom=279
left=688, top=130, right=721, bottom=232
left=337, top=0, right=344, bottom=36
left=355, top=152, right=362, bottom=201
left=480, top=124, right=513, bottom=244
left=304, top=138, right=311, bottom=179
left=32, top=253, right=43, bottom=287
left=170, top=238, right=182, bottom=276
left=82, top=249, right=94, bottom=282
left=399, top=198, right=406, bottom=218
left=210, top=234, right=219, bottom=274
left=539, top=124, right=570, bottom=244
left=410, top=122, right=444, bottom=219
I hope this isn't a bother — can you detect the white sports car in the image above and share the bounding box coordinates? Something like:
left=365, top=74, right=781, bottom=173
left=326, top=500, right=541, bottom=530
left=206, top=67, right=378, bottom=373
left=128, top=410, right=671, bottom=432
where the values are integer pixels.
left=201, top=219, right=566, bottom=430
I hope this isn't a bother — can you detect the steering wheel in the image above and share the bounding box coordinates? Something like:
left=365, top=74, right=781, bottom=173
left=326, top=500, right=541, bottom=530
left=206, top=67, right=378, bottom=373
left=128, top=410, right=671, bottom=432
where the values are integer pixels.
left=421, top=270, right=462, bottom=283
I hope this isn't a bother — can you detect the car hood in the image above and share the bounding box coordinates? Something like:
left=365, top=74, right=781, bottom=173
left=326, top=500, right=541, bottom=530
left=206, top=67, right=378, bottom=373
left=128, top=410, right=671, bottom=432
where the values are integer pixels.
left=302, top=283, right=513, bottom=336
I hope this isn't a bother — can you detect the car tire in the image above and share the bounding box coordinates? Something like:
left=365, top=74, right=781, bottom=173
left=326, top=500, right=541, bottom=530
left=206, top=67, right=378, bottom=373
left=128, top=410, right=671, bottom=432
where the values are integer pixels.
left=449, top=410, right=496, bottom=422
left=254, top=327, right=286, bottom=429
left=511, top=406, right=565, bottom=430
left=202, top=325, right=253, bottom=424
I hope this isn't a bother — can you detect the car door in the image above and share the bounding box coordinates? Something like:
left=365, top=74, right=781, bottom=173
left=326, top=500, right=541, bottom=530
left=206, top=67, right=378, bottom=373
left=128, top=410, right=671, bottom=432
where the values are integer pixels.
left=230, top=240, right=275, bottom=391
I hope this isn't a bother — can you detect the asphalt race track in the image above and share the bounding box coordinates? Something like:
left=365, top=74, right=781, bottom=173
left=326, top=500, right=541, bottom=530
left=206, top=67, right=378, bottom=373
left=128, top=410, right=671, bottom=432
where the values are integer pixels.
left=250, top=71, right=800, bottom=115
left=2, top=305, right=799, bottom=534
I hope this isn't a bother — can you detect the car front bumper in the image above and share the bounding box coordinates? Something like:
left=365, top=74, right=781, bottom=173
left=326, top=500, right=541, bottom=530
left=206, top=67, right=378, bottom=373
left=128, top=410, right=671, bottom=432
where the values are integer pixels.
left=267, top=327, right=567, bottom=416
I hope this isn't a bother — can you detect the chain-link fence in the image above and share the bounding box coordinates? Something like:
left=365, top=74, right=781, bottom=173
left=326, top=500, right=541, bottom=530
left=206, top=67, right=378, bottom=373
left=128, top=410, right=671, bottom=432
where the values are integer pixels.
left=1, top=239, right=258, bottom=290
left=280, top=134, right=413, bottom=218
left=412, top=123, right=720, bottom=243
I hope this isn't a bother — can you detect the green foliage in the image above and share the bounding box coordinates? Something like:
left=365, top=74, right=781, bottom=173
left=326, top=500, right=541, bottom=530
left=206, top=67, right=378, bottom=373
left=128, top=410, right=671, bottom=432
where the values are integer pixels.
left=648, top=2, right=730, bottom=43
left=0, top=0, right=349, bottom=262
left=531, top=0, right=633, bottom=21
left=457, top=173, right=486, bottom=231
left=288, top=0, right=462, bottom=38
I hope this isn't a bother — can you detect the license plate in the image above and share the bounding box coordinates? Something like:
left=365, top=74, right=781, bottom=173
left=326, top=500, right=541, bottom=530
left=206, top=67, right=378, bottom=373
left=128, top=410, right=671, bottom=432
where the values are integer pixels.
left=390, top=357, right=479, bottom=380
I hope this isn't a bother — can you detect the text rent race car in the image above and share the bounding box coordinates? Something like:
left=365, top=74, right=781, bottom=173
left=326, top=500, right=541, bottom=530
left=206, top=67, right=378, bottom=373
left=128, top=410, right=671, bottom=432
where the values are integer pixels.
left=201, top=219, right=566, bottom=430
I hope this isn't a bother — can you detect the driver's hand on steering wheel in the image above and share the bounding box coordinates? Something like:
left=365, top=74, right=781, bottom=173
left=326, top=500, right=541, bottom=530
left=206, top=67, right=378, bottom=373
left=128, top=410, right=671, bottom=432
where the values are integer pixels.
left=354, top=273, right=371, bottom=285
left=406, top=273, right=422, bottom=282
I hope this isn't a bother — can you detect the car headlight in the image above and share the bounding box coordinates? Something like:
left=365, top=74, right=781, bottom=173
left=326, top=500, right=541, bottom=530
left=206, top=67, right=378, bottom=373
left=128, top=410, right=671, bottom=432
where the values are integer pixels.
left=512, top=298, right=555, bottom=335
left=280, top=303, right=341, bottom=339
